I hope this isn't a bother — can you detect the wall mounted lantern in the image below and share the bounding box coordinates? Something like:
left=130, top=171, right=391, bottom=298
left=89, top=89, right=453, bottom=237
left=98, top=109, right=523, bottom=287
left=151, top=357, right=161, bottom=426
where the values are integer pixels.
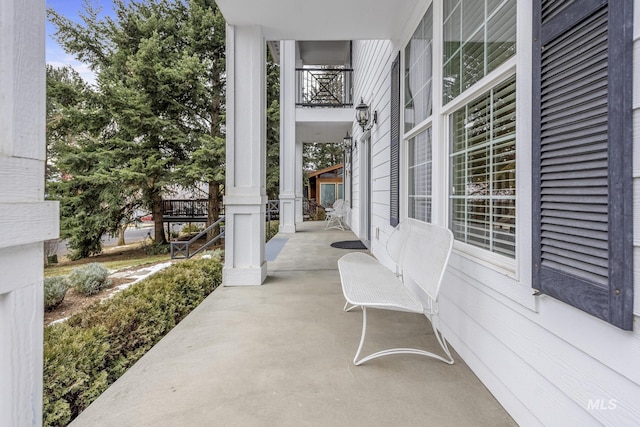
left=355, top=97, right=377, bottom=131
left=343, top=131, right=352, bottom=175
left=343, top=131, right=352, bottom=151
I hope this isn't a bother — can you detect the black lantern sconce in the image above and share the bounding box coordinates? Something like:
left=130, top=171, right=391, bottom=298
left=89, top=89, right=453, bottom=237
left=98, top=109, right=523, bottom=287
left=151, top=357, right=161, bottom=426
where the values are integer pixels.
left=343, top=131, right=353, bottom=175
left=343, top=131, right=353, bottom=151
left=355, top=97, right=377, bottom=132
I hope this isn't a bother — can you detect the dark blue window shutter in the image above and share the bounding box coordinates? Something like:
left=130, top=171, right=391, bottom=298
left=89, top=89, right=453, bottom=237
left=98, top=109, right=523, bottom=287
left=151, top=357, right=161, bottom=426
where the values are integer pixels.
left=390, top=52, right=400, bottom=227
left=533, top=0, right=634, bottom=330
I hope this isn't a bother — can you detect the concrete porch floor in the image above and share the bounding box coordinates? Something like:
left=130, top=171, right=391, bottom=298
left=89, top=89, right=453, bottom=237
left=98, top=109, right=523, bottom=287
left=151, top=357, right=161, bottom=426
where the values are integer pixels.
left=71, top=221, right=516, bottom=427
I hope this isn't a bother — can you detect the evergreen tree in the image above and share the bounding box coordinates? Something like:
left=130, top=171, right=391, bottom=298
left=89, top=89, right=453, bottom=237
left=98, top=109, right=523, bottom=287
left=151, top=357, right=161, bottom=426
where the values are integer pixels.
left=49, top=0, right=227, bottom=247
left=303, top=142, right=344, bottom=171
left=266, top=48, right=280, bottom=201
left=47, top=65, right=143, bottom=258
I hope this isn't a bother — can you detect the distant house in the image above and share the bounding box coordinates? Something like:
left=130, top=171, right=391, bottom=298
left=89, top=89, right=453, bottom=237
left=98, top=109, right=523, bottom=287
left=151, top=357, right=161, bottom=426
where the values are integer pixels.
left=306, top=163, right=343, bottom=207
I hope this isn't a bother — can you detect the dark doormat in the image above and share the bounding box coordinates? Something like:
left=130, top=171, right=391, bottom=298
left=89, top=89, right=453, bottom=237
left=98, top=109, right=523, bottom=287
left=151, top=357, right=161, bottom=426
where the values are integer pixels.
left=331, top=240, right=367, bottom=250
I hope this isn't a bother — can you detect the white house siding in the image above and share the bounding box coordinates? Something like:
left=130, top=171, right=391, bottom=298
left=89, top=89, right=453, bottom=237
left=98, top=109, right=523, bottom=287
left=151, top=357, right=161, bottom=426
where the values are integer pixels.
left=352, top=1, right=640, bottom=425
left=0, top=0, right=59, bottom=425
left=351, top=39, right=396, bottom=258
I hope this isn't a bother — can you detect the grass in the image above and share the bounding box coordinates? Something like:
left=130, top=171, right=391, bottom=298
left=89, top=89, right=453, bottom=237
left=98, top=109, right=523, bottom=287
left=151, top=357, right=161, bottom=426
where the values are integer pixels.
left=45, top=244, right=171, bottom=278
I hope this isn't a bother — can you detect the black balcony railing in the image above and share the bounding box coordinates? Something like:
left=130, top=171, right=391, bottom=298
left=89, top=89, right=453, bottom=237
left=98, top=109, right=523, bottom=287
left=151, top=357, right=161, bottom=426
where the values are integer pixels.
left=296, top=68, right=353, bottom=107
left=163, top=199, right=208, bottom=218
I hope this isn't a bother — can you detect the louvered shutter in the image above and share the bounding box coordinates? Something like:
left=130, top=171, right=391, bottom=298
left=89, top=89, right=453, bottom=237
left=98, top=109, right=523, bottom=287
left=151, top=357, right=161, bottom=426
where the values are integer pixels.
left=390, top=52, right=401, bottom=226
left=532, top=0, right=633, bottom=330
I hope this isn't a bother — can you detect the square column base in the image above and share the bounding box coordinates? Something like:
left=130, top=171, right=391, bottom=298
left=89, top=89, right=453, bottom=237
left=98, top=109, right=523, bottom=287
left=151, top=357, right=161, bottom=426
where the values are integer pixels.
left=278, top=196, right=296, bottom=233
left=223, top=263, right=268, bottom=286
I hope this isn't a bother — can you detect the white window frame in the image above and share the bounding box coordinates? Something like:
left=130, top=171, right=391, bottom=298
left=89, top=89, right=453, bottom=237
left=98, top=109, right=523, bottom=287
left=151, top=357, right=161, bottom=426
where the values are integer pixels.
left=398, top=0, right=535, bottom=310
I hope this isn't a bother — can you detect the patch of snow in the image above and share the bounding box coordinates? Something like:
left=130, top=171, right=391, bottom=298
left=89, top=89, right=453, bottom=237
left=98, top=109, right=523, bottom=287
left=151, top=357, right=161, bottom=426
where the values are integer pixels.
left=101, top=261, right=173, bottom=301
left=50, top=316, right=70, bottom=325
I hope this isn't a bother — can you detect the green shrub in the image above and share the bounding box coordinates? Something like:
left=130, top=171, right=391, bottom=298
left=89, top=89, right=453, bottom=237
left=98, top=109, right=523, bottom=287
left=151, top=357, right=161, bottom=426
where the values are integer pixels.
left=43, top=326, right=110, bottom=427
left=69, top=263, right=111, bottom=295
left=43, top=258, right=222, bottom=427
left=143, top=241, right=170, bottom=255
left=44, top=276, right=70, bottom=310
left=311, top=209, right=326, bottom=221
left=181, top=223, right=203, bottom=234
left=266, top=220, right=279, bottom=242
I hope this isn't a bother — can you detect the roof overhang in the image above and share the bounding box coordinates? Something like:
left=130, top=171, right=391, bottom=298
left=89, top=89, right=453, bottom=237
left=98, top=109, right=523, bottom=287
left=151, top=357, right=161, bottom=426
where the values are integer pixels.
left=216, top=0, right=422, bottom=41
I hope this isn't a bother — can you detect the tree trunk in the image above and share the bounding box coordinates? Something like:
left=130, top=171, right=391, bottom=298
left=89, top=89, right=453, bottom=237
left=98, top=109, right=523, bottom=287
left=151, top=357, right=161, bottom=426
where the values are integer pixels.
left=117, top=225, right=126, bottom=246
left=207, top=181, right=221, bottom=241
left=152, top=191, right=167, bottom=244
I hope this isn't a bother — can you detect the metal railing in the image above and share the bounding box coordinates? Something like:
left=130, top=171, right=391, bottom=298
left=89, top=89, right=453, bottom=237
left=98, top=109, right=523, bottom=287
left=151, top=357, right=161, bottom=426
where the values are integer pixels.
left=170, top=200, right=281, bottom=258
left=303, top=198, right=323, bottom=219
left=266, top=200, right=279, bottom=240
left=170, top=216, right=225, bottom=259
left=296, top=68, right=353, bottom=107
left=163, top=199, right=208, bottom=217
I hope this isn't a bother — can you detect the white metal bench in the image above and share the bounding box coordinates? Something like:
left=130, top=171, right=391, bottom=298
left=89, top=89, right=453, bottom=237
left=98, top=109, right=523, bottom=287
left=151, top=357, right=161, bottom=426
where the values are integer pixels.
left=338, top=218, right=454, bottom=365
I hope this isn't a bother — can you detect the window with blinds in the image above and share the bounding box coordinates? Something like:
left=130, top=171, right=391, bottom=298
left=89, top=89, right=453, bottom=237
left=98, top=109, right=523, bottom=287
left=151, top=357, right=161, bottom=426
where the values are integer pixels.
left=450, top=77, right=516, bottom=258
left=408, top=129, right=433, bottom=223
left=404, top=5, right=433, bottom=132
left=402, top=6, right=434, bottom=226
left=443, top=0, right=517, bottom=105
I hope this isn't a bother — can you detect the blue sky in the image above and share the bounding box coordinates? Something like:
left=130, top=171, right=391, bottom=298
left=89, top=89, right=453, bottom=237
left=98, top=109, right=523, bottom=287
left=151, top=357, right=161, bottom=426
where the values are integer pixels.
left=46, top=0, right=115, bottom=84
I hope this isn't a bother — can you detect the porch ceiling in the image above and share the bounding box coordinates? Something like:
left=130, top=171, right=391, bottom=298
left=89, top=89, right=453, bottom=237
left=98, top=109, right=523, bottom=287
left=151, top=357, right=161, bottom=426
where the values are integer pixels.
left=297, top=121, right=350, bottom=144
left=298, top=41, right=351, bottom=66
left=216, top=0, right=422, bottom=40
left=296, top=107, right=353, bottom=144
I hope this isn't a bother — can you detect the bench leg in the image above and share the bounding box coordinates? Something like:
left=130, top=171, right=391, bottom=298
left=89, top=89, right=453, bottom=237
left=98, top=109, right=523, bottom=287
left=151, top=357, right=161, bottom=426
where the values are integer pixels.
left=343, top=301, right=359, bottom=312
left=352, top=307, right=455, bottom=366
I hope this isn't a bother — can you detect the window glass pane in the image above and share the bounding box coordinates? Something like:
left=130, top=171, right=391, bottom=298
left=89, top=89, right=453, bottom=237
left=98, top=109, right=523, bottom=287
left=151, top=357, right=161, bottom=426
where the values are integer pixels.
left=404, top=6, right=433, bottom=132
left=337, top=184, right=344, bottom=200
left=449, top=76, right=516, bottom=257
left=320, top=183, right=336, bottom=207
left=408, top=128, right=432, bottom=222
left=487, top=1, right=517, bottom=73
left=443, top=0, right=516, bottom=105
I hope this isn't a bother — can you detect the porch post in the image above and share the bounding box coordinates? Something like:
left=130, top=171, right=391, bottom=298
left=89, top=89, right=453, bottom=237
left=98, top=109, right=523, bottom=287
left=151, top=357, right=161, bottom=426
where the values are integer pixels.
left=223, top=24, right=268, bottom=286
left=0, top=0, right=58, bottom=424
left=295, top=140, right=304, bottom=223
left=278, top=40, right=296, bottom=233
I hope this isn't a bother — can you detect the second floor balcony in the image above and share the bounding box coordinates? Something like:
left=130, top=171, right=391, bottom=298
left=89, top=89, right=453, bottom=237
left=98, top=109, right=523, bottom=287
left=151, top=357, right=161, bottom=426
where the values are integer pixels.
left=296, top=67, right=353, bottom=108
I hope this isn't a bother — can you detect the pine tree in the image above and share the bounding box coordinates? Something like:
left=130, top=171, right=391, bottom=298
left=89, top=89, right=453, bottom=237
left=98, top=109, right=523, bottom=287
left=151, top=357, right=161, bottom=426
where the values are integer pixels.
left=49, top=0, right=227, bottom=248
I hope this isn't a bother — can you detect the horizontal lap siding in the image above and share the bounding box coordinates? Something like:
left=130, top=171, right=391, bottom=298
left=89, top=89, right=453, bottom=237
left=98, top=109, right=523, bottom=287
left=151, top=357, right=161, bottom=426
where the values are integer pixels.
left=446, top=5, right=640, bottom=425
left=440, top=268, right=640, bottom=426
left=449, top=3, right=640, bottom=427
left=353, top=40, right=395, bottom=258
left=349, top=3, right=640, bottom=426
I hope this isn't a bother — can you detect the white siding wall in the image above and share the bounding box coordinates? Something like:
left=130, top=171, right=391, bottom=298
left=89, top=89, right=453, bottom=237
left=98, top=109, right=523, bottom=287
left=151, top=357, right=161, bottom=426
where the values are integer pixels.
left=352, top=1, right=640, bottom=425
left=351, top=39, right=396, bottom=258
left=0, top=0, right=59, bottom=425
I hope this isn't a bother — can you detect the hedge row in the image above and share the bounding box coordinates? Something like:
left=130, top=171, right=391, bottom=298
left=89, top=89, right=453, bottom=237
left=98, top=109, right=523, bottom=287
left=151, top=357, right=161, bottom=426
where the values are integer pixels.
left=43, top=258, right=222, bottom=427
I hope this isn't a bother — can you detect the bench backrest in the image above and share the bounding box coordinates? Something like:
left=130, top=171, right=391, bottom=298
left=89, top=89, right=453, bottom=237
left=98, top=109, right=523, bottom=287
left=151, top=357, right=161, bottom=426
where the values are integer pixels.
left=386, top=219, right=412, bottom=265
left=386, top=219, right=454, bottom=301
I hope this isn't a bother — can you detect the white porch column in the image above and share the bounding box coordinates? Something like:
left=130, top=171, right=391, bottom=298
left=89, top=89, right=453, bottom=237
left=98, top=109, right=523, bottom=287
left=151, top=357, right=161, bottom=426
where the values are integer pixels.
left=278, top=40, right=296, bottom=233
left=0, top=0, right=58, bottom=424
left=223, top=25, right=268, bottom=286
left=295, top=140, right=304, bottom=223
